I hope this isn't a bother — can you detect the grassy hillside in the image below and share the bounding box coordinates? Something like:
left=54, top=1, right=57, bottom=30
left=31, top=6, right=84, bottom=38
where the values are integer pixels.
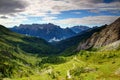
left=2, top=47, right=120, bottom=80
left=0, top=25, right=59, bottom=55
left=0, top=24, right=120, bottom=80
left=0, top=25, right=60, bottom=79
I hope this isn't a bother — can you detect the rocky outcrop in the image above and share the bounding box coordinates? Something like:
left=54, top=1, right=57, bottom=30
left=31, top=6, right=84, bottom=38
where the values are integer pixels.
left=77, top=17, right=120, bottom=50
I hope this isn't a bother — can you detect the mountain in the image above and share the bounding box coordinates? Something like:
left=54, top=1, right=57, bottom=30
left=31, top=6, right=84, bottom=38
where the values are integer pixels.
left=1, top=18, right=120, bottom=80
left=0, top=25, right=59, bottom=55
left=10, top=23, right=76, bottom=42
left=70, top=25, right=90, bottom=33
left=54, top=26, right=105, bottom=52
left=56, top=17, right=120, bottom=53
left=76, top=17, right=120, bottom=51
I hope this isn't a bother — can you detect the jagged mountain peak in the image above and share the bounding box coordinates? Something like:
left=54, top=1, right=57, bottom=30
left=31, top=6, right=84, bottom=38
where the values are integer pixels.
left=10, top=23, right=77, bottom=41
left=70, top=25, right=90, bottom=33
left=18, top=23, right=60, bottom=29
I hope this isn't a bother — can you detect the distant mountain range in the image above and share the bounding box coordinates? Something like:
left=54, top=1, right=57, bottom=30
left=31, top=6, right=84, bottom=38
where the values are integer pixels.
left=10, top=23, right=90, bottom=42
left=0, top=17, right=120, bottom=80
left=55, top=17, right=120, bottom=53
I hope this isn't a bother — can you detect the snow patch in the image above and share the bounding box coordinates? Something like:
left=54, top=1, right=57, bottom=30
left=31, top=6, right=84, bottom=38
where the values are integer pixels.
left=48, top=37, right=63, bottom=42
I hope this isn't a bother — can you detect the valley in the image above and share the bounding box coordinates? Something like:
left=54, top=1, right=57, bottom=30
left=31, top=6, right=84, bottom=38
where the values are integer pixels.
left=2, top=50, right=120, bottom=80
left=0, top=0, right=120, bottom=80
left=0, top=17, right=120, bottom=80
left=10, top=24, right=89, bottom=42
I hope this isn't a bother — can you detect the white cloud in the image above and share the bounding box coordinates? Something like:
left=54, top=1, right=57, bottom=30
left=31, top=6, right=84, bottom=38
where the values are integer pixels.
left=0, top=0, right=120, bottom=27
left=53, top=16, right=119, bottom=27
left=0, top=14, right=28, bottom=27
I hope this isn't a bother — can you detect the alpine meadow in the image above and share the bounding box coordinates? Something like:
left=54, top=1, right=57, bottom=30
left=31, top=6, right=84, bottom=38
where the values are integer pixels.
left=0, top=0, right=120, bottom=80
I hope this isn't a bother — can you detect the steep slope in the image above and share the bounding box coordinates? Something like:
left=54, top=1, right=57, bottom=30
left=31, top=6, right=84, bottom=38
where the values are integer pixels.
left=55, top=17, right=120, bottom=53
left=55, top=26, right=106, bottom=51
left=0, top=25, right=59, bottom=79
left=10, top=23, right=76, bottom=42
left=0, top=25, right=59, bottom=55
left=1, top=20, right=120, bottom=80
left=77, top=17, right=120, bottom=51
left=100, top=40, right=120, bottom=51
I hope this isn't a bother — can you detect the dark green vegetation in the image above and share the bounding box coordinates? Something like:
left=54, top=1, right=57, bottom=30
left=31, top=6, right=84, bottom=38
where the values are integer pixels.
left=0, top=25, right=59, bottom=55
left=54, top=25, right=107, bottom=52
left=0, top=25, right=59, bottom=79
left=0, top=17, right=120, bottom=80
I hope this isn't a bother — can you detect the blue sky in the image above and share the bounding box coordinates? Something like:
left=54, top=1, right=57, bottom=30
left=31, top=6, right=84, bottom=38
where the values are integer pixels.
left=0, top=0, right=120, bottom=28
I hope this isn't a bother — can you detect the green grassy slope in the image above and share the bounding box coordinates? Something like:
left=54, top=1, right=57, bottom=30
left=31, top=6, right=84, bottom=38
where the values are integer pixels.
left=0, top=25, right=59, bottom=55
left=6, top=48, right=120, bottom=80
left=0, top=24, right=120, bottom=80
left=0, top=25, right=59, bottom=79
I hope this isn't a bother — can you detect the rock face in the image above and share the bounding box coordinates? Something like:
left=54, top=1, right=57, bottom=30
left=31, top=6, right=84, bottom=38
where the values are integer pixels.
left=77, top=17, right=120, bottom=50
left=10, top=23, right=76, bottom=42
left=10, top=23, right=90, bottom=42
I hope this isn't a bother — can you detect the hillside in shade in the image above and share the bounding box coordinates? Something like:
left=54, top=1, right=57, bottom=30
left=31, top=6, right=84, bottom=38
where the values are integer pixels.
left=0, top=25, right=59, bottom=55
left=0, top=18, right=120, bottom=80
left=77, top=17, right=120, bottom=51
left=10, top=23, right=90, bottom=42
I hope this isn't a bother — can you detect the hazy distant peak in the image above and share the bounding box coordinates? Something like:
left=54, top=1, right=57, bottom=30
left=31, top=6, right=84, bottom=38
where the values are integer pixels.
left=70, top=25, right=90, bottom=33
